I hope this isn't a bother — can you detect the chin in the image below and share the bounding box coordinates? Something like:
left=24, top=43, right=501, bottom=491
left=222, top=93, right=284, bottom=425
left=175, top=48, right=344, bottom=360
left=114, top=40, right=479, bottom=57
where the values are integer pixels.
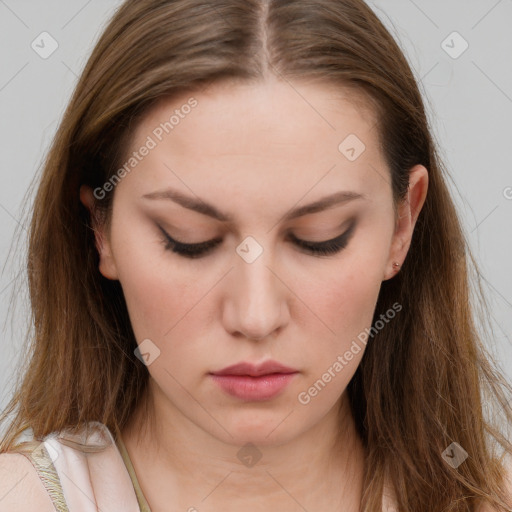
left=212, top=411, right=301, bottom=448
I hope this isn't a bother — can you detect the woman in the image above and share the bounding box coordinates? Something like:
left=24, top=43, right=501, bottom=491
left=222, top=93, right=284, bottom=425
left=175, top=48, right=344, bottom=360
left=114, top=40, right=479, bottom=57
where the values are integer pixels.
left=1, top=0, right=511, bottom=510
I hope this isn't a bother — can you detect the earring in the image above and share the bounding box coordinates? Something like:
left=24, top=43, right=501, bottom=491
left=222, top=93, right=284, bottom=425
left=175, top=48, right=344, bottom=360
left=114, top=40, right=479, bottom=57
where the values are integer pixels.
left=393, top=262, right=401, bottom=270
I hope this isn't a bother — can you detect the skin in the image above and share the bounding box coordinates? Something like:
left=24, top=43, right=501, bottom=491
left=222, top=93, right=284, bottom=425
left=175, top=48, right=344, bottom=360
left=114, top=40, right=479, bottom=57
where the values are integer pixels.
left=80, top=76, right=428, bottom=512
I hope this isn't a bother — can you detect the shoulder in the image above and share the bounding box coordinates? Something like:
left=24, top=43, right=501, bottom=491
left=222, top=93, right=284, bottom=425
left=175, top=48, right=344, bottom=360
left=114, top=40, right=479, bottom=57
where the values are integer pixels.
left=0, top=451, right=56, bottom=512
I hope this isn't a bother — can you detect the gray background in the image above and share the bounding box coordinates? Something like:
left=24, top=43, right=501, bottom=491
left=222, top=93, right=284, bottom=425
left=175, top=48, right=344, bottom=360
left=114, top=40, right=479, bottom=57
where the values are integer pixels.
left=1, top=0, right=511, bottom=419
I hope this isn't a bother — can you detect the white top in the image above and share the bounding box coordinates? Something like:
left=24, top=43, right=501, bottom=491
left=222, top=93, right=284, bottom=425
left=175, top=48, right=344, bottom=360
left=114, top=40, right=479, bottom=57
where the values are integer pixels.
left=14, top=421, right=150, bottom=511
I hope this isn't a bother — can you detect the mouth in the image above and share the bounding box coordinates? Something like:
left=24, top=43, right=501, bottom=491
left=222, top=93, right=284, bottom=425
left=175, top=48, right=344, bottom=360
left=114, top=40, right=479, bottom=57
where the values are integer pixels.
left=209, top=360, right=299, bottom=401
left=209, top=372, right=298, bottom=401
left=211, top=360, right=298, bottom=377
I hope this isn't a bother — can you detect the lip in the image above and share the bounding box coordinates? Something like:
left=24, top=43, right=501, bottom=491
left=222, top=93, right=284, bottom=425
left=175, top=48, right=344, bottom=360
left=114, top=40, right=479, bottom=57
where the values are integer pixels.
left=211, top=361, right=298, bottom=377
left=209, top=361, right=299, bottom=401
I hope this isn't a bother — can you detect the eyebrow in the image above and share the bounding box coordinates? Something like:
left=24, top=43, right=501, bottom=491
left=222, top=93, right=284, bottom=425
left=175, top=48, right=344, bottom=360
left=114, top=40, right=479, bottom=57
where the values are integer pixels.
left=142, top=188, right=365, bottom=222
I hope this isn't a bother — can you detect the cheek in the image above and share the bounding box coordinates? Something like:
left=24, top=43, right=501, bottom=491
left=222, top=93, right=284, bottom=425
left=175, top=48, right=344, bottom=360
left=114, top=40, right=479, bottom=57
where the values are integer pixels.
left=292, top=235, right=388, bottom=385
left=311, top=274, right=378, bottom=379
left=292, top=267, right=382, bottom=410
left=119, top=263, right=203, bottom=344
left=108, top=216, right=198, bottom=342
left=296, top=254, right=383, bottom=342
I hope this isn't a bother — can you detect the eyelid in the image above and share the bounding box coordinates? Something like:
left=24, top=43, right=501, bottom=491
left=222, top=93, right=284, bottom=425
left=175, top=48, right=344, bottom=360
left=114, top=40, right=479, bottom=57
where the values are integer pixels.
left=158, top=224, right=353, bottom=246
left=288, top=224, right=352, bottom=245
left=157, top=225, right=220, bottom=247
left=157, top=220, right=356, bottom=258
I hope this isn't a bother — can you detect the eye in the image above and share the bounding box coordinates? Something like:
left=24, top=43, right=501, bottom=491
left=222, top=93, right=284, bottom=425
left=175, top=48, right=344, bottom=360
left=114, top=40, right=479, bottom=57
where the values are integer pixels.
left=158, top=222, right=356, bottom=259
left=287, top=222, right=356, bottom=257
left=159, top=227, right=222, bottom=259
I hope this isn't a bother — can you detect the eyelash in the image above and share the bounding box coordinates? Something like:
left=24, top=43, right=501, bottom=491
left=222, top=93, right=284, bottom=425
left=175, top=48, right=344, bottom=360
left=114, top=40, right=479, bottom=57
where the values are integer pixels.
left=159, top=224, right=355, bottom=260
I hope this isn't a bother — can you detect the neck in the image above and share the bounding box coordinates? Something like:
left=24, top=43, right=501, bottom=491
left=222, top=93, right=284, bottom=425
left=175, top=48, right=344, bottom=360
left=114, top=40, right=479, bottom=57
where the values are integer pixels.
left=121, top=379, right=365, bottom=512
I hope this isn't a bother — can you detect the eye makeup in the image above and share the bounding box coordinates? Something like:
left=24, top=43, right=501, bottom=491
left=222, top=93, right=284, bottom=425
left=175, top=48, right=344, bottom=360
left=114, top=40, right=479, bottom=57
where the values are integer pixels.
left=157, top=220, right=357, bottom=260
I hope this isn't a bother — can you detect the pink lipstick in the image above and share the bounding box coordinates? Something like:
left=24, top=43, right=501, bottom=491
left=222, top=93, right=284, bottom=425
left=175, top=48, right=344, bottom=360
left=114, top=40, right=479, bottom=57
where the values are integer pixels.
left=210, top=361, right=298, bottom=401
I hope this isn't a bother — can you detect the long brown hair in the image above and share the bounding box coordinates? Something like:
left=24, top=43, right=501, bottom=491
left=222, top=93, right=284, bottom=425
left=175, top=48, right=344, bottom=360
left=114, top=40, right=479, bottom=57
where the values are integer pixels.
left=1, top=0, right=511, bottom=510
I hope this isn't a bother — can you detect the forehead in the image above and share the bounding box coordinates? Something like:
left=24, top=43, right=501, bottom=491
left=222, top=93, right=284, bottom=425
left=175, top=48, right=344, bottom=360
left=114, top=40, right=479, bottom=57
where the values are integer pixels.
left=118, top=79, right=389, bottom=211
left=132, top=77, right=379, bottom=151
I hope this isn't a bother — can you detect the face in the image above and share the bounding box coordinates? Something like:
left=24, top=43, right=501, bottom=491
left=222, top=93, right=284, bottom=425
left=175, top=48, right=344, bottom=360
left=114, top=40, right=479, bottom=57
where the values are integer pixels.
left=82, top=77, right=426, bottom=447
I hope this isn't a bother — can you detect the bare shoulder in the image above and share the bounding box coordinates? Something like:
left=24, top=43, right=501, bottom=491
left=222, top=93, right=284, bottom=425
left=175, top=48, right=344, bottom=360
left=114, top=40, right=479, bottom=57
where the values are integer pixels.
left=0, top=452, right=56, bottom=512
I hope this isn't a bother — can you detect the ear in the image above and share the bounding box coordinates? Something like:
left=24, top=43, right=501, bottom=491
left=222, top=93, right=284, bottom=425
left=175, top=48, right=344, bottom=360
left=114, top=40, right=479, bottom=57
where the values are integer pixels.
left=79, top=185, right=119, bottom=280
left=382, top=165, right=429, bottom=281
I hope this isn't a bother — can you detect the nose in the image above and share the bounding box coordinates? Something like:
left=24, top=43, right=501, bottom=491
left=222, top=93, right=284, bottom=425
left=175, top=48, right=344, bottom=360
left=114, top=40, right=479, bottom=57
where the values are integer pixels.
left=222, top=254, right=290, bottom=342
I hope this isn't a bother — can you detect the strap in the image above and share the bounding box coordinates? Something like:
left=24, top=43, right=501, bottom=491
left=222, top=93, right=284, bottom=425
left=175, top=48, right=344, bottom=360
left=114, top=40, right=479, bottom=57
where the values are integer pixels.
left=13, top=440, right=70, bottom=512
left=115, top=435, right=152, bottom=512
